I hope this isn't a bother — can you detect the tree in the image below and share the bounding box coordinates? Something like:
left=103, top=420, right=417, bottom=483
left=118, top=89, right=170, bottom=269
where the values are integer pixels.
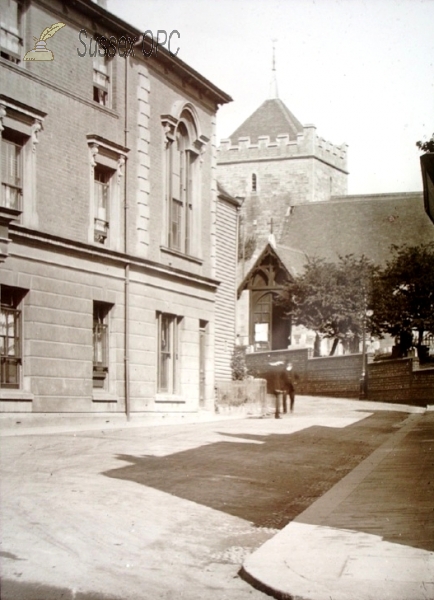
left=277, top=255, right=374, bottom=356
left=416, top=133, right=434, bottom=153
left=231, top=345, right=248, bottom=380
left=370, top=243, right=434, bottom=360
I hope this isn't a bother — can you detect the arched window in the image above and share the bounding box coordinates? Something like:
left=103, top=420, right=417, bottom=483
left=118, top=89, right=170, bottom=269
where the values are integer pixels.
left=252, top=173, right=257, bottom=193
left=163, top=107, right=206, bottom=255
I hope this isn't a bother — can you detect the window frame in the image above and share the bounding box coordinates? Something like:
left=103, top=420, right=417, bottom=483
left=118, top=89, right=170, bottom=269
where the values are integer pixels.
left=157, top=312, right=182, bottom=395
left=252, top=172, right=257, bottom=193
left=1, top=130, right=23, bottom=211
left=0, top=285, right=24, bottom=389
left=92, top=45, right=111, bottom=108
left=0, top=96, right=46, bottom=228
left=0, top=0, right=22, bottom=64
left=93, top=164, right=112, bottom=244
left=87, top=135, right=128, bottom=250
left=161, top=107, right=209, bottom=258
left=93, top=301, right=111, bottom=389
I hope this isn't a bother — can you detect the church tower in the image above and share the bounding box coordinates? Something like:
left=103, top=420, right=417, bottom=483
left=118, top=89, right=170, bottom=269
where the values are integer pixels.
left=217, top=49, right=349, bottom=250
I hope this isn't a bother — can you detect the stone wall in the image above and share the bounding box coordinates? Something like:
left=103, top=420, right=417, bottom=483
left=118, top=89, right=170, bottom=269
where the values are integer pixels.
left=215, top=378, right=268, bottom=416
left=217, top=124, right=348, bottom=246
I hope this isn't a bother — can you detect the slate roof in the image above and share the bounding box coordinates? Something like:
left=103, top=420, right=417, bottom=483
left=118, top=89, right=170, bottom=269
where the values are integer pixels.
left=274, top=244, right=309, bottom=277
left=217, top=181, right=243, bottom=207
left=279, top=192, right=434, bottom=266
left=229, top=98, right=304, bottom=144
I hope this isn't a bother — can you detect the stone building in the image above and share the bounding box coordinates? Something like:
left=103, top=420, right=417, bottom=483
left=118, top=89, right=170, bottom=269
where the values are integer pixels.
left=0, top=0, right=238, bottom=418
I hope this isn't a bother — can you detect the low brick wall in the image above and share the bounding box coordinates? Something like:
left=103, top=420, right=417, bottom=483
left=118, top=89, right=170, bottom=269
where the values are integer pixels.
left=246, top=348, right=362, bottom=399
left=367, top=359, right=413, bottom=404
left=302, top=354, right=363, bottom=399
left=246, top=348, right=309, bottom=376
left=215, top=378, right=268, bottom=416
left=243, top=348, right=434, bottom=405
left=367, top=359, right=434, bottom=406
left=413, top=368, right=434, bottom=404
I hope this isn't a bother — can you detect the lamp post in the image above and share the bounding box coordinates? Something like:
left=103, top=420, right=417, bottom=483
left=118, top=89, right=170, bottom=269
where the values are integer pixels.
left=359, top=308, right=373, bottom=400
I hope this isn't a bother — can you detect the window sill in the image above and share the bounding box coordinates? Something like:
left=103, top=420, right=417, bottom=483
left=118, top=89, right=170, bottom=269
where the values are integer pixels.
left=92, top=391, right=118, bottom=403
left=0, top=390, right=33, bottom=402
left=155, top=394, right=186, bottom=404
left=160, top=246, right=203, bottom=266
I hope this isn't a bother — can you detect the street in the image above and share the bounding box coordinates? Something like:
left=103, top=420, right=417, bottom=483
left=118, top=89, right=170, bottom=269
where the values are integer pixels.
left=0, top=397, right=427, bottom=599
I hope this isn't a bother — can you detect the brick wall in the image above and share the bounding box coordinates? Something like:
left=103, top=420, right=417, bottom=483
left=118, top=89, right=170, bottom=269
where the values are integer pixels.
left=302, top=354, right=363, bottom=398
left=368, top=360, right=434, bottom=406
left=413, top=368, right=434, bottom=404
left=245, top=349, right=434, bottom=404
left=246, top=348, right=309, bottom=377
left=246, top=348, right=362, bottom=399
left=367, top=359, right=413, bottom=403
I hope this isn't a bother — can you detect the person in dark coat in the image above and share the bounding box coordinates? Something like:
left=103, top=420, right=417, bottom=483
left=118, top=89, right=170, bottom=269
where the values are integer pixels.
left=279, top=362, right=296, bottom=413
left=269, top=360, right=297, bottom=417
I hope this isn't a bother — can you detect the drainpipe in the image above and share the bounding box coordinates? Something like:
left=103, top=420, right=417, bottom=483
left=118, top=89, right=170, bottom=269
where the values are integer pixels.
left=124, top=56, right=130, bottom=420
left=235, top=197, right=244, bottom=344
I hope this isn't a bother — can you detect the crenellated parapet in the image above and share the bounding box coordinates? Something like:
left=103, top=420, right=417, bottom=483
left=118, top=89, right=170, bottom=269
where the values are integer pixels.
left=218, top=124, right=348, bottom=173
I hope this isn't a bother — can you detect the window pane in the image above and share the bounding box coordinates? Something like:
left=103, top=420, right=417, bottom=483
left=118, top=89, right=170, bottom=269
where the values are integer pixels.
left=1, top=359, right=19, bottom=387
left=94, top=180, right=108, bottom=220
left=171, top=200, right=181, bottom=250
left=159, top=316, right=171, bottom=391
left=94, top=168, right=110, bottom=241
left=1, top=138, right=22, bottom=209
left=2, top=139, right=21, bottom=184
left=0, top=0, right=19, bottom=31
left=0, top=0, right=21, bottom=58
left=0, top=299, right=21, bottom=388
left=93, top=320, right=107, bottom=368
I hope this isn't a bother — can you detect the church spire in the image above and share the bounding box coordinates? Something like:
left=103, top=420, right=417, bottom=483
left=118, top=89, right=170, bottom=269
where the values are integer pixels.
left=269, top=39, right=278, bottom=99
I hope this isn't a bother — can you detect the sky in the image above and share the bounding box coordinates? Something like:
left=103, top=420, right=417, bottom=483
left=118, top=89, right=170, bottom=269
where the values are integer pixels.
left=109, top=0, right=434, bottom=195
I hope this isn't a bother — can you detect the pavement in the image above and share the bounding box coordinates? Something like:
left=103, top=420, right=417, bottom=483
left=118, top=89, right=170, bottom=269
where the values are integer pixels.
left=1, top=396, right=433, bottom=600
left=242, top=404, right=434, bottom=600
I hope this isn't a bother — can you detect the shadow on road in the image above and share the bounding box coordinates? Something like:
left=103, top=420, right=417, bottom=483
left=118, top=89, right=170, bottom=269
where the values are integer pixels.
left=0, top=579, right=124, bottom=600
left=103, top=411, right=408, bottom=532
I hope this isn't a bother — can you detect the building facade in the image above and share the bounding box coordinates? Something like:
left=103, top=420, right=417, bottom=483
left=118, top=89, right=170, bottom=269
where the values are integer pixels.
left=0, top=0, right=235, bottom=417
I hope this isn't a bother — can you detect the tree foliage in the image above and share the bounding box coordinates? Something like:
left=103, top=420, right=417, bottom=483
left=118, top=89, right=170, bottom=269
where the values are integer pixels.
left=231, top=345, right=248, bottom=380
left=277, top=255, right=374, bottom=356
left=370, top=243, right=434, bottom=358
left=416, top=133, right=434, bottom=153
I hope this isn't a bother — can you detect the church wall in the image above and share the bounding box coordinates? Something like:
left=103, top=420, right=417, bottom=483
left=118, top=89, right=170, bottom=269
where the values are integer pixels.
left=313, top=159, right=348, bottom=202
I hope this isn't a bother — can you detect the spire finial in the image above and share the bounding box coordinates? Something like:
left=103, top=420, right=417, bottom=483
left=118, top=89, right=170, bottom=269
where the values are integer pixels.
left=269, top=39, right=278, bottom=99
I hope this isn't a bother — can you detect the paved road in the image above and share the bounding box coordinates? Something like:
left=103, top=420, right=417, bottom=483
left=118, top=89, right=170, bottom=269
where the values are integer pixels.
left=0, top=397, right=426, bottom=599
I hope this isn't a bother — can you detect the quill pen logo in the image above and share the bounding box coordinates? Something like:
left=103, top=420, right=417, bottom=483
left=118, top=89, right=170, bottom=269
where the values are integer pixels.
left=24, top=22, right=65, bottom=61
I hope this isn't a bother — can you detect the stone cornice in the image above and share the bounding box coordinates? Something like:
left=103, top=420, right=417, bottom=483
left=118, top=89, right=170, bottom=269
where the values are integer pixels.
left=9, top=225, right=220, bottom=291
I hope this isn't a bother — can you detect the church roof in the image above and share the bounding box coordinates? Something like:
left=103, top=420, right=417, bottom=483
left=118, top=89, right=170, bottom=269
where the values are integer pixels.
left=229, top=98, right=304, bottom=144
left=279, top=192, right=434, bottom=266
left=217, top=181, right=243, bottom=207
left=238, top=242, right=308, bottom=295
left=274, top=244, right=309, bottom=277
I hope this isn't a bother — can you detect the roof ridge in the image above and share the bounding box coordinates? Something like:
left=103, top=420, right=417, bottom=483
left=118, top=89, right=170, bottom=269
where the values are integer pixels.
left=274, top=99, right=303, bottom=133
left=229, top=97, right=304, bottom=143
